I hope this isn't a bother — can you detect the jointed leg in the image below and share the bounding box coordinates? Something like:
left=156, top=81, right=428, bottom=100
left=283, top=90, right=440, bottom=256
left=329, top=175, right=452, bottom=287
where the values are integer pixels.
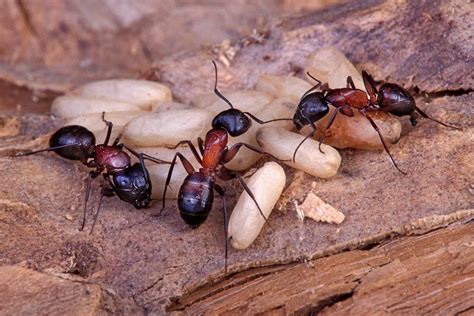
left=197, top=137, right=205, bottom=156
left=346, top=76, right=356, bottom=89
left=293, top=121, right=317, bottom=162
left=123, top=145, right=173, bottom=166
left=303, top=72, right=323, bottom=99
left=318, top=107, right=343, bottom=153
left=214, top=184, right=229, bottom=274
left=89, top=185, right=115, bottom=234
left=362, top=70, right=378, bottom=105
left=101, top=112, right=113, bottom=146
left=363, top=113, right=406, bottom=175
left=218, top=167, right=271, bottom=227
left=158, top=152, right=195, bottom=214
left=81, top=171, right=100, bottom=231
left=223, top=142, right=288, bottom=164
left=414, top=106, right=461, bottom=130
left=167, top=140, right=203, bottom=165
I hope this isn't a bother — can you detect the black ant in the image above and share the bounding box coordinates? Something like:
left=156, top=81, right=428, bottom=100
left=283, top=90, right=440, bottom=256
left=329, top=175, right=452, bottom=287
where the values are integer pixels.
left=158, top=61, right=285, bottom=273
left=17, top=113, right=169, bottom=233
left=290, top=71, right=460, bottom=173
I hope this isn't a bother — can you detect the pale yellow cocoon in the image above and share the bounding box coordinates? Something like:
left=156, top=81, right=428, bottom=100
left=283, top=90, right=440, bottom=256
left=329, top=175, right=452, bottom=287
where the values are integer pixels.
left=51, top=96, right=142, bottom=119
left=228, top=162, right=286, bottom=250
left=122, top=109, right=214, bottom=147
left=73, top=79, right=172, bottom=110
left=257, top=126, right=341, bottom=178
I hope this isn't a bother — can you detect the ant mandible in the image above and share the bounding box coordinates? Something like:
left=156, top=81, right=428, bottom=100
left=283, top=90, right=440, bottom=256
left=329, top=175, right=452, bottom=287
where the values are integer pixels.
left=159, top=61, right=285, bottom=272
left=18, top=113, right=169, bottom=233
left=291, top=71, right=460, bottom=173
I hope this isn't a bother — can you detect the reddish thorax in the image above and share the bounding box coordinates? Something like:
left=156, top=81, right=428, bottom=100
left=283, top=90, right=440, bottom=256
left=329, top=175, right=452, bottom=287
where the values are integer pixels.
left=94, top=145, right=131, bottom=172
left=326, top=88, right=368, bottom=109
left=201, top=128, right=228, bottom=171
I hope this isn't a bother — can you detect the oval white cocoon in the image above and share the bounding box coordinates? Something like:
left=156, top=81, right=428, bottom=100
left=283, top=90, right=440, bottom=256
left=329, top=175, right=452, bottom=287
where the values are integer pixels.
left=228, top=162, right=286, bottom=250
left=122, top=109, right=214, bottom=147
left=73, top=79, right=172, bottom=110
left=256, top=126, right=341, bottom=178
left=51, top=96, right=142, bottom=119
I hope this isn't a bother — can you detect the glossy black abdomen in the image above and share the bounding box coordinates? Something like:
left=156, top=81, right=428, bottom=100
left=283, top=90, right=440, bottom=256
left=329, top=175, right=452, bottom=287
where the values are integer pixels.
left=49, top=125, right=95, bottom=161
left=178, top=172, right=214, bottom=228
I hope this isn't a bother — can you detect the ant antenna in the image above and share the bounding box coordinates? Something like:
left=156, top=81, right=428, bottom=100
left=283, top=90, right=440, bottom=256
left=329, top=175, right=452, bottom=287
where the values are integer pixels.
left=212, top=60, right=234, bottom=109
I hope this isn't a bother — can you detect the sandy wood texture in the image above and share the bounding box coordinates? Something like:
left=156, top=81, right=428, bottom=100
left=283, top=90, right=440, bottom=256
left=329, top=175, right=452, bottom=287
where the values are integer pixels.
left=170, top=219, right=474, bottom=314
left=0, top=0, right=472, bottom=314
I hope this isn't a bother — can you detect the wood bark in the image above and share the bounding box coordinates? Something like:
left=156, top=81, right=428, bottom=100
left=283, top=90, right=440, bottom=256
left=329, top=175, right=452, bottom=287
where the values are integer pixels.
left=0, top=0, right=472, bottom=314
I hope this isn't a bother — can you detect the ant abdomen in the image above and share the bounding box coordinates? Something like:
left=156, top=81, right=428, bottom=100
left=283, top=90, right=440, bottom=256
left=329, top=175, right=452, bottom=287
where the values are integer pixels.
left=212, top=109, right=251, bottom=137
left=178, top=172, right=214, bottom=228
left=293, top=93, right=329, bottom=130
left=49, top=125, right=96, bottom=161
left=112, top=163, right=152, bottom=209
left=377, top=83, right=416, bottom=117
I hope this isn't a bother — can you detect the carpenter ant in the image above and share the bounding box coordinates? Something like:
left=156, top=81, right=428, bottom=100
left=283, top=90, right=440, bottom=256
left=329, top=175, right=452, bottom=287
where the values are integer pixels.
left=18, top=113, right=169, bottom=233
left=291, top=72, right=460, bottom=173
left=159, top=129, right=280, bottom=273
left=158, top=62, right=285, bottom=273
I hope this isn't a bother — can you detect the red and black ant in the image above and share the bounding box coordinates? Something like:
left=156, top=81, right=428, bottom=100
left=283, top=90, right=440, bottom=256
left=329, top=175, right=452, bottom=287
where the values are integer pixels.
left=18, top=113, right=169, bottom=233
left=290, top=71, right=460, bottom=173
left=159, top=61, right=285, bottom=272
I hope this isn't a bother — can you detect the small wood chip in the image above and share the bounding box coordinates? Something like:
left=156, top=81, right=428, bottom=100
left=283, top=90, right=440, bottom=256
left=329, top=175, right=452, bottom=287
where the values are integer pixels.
left=294, top=192, right=344, bottom=224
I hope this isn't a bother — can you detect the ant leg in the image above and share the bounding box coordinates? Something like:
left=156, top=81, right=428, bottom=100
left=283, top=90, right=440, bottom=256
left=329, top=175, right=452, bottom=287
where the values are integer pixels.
left=292, top=121, right=317, bottom=163
left=197, top=137, right=205, bottom=156
left=243, top=111, right=293, bottom=125
left=158, top=152, right=195, bottom=215
left=167, top=140, right=203, bottom=165
left=81, top=171, right=100, bottom=231
left=214, top=184, right=229, bottom=274
left=347, top=76, right=356, bottom=89
left=363, top=113, right=407, bottom=175
left=122, top=145, right=172, bottom=165
left=301, top=72, right=322, bottom=99
left=223, top=142, right=287, bottom=164
left=101, top=112, right=113, bottom=146
left=414, top=106, right=461, bottom=130
left=362, top=70, right=378, bottom=105
left=219, top=167, right=272, bottom=228
left=89, top=185, right=115, bottom=234
left=16, top=143, right=81, bottom=157
left=212, top=60, right=235, bottom=109
left=318, top=107, right=343, bottom=153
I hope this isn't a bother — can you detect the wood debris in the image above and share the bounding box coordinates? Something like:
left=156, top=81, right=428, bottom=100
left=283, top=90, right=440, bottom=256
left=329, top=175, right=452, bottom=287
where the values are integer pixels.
left=294, top=192, right=344, bottom=224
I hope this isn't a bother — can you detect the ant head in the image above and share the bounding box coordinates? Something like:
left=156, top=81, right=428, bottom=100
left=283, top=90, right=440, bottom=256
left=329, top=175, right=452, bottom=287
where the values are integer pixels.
left=377, top=83, right=416, bottom=117
left=293, top=93, right=329, bottom=130
left=112, top=163, right=152, bottom=208
left=212, top=108, right=251, bottom=137
left=49, top=125, right=96, bottom=161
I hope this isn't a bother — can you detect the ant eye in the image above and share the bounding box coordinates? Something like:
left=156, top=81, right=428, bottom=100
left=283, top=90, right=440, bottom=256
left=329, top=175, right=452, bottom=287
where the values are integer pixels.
left=119, top=177, right=130, bottom=186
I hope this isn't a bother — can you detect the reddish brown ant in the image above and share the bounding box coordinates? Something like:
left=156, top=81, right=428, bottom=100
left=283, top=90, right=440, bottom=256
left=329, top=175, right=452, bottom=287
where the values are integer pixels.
left=159, top=61, right=285, bottom=273
left=18, top=113, right=170, bottom=233
left=291, top=72, right=460, bottom=173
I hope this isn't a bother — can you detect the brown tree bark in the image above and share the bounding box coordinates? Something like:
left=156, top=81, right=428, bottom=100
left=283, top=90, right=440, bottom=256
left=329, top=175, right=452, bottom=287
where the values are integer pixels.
left=0, top=0, right=472, bottom=314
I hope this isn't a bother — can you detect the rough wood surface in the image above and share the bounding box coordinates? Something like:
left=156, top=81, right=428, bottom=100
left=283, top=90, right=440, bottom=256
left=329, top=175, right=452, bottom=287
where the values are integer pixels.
left=171, top=218, right=474, bottom=314
left=0, top=0, right=473, bottom=314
